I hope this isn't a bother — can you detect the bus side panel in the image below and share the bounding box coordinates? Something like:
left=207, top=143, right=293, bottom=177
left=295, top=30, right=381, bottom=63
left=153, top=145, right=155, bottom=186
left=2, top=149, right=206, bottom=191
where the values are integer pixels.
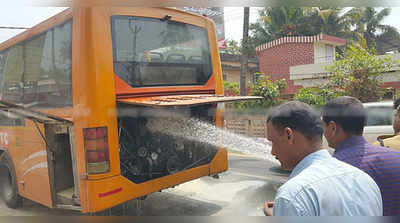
left=1, top=120, right=52, bottom=208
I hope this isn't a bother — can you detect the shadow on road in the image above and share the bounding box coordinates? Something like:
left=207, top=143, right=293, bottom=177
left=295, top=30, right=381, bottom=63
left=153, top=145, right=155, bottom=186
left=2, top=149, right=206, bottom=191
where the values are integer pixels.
left=128, top=192, right=222, bottom=216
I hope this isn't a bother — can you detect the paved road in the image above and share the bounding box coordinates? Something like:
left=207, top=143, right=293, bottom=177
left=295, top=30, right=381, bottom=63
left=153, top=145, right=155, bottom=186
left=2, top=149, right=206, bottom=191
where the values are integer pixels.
left=0, top=153, right=288, bottom=216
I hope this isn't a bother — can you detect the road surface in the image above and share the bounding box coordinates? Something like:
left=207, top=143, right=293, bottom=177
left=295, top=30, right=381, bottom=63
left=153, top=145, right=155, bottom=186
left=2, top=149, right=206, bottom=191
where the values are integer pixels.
left=0, top=152, right=288, bottom=216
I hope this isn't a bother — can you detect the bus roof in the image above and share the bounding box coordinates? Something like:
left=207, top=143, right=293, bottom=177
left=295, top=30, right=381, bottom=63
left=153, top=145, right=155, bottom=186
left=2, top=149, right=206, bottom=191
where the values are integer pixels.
left=0, top=6, right=211, bottom=52
left=0, top=8, right=72, bottom=51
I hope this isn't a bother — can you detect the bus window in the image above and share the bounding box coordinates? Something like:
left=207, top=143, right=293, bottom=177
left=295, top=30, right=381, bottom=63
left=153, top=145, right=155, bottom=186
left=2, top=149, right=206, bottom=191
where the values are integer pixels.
left=36, top=20, right=72, bottom=108
left=1, top=45, right=23, bottom=103
left=111, top=16, right=212, bottom=87
left=0, top=51, right=9, bottom=100
left=22, top=34, right=46, bottom=104
left=0, top=20, right=72, bottom=108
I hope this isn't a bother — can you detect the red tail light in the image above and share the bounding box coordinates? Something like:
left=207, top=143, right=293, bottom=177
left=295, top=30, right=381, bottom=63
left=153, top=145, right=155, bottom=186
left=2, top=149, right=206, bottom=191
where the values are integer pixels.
left=84, top=127, right=110, bottom=174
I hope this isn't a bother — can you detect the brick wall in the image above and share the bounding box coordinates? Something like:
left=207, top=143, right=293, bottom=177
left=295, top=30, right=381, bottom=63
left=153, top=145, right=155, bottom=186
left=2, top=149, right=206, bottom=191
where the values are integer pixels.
left=382, top=81, right=400, bottom=89
left=258, top=42, right=314, bottom=94
left=224, top=117, right=267, bottom=138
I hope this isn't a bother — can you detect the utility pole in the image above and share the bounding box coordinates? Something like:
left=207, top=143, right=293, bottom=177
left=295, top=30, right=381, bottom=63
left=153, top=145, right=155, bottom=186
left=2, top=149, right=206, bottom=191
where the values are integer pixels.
left=240, top=7, right=249, bottom=96
left=0, top=27, right=29, bottom=30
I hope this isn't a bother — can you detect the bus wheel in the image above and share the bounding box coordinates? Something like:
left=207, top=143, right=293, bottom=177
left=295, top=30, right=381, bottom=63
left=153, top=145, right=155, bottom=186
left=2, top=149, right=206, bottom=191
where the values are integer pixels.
left=0, top=153, right=22, bottom=208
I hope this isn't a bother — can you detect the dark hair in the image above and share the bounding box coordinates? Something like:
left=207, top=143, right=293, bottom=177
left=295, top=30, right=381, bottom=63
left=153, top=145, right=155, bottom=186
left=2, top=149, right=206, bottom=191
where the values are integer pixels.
left=394, top=97, right=400, bottom=110
left=267, top=101, right=323, bottom=140
left=321, top=96, right=366, bottom=135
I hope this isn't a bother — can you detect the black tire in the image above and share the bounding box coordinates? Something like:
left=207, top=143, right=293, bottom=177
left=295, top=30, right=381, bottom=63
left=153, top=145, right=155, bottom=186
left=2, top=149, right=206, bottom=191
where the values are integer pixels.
left=0, top=153, right=22, bottom=208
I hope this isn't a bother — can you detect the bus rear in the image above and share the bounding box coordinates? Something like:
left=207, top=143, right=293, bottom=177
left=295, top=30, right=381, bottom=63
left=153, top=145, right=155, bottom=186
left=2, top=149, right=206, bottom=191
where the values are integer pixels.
left=75, top=7, right=258, bottom=213
left=111, top=11, right=225, bottom=183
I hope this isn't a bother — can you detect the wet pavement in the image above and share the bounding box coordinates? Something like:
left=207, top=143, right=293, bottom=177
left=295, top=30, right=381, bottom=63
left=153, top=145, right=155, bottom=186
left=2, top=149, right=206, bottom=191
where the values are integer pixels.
left=0, top=152, right=288, bottom=216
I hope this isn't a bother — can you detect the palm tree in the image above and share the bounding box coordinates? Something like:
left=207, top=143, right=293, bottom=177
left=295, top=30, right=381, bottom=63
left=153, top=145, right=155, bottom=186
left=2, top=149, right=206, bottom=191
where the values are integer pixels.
left=249, top=7, right=353, bottom=47
left=346, top=7, right=400, bottom=54
left=255, top=7, right=309, bottom=39
left=248, top=7, right=314, bottom=55
left=309, top=7, right=353, bottom=39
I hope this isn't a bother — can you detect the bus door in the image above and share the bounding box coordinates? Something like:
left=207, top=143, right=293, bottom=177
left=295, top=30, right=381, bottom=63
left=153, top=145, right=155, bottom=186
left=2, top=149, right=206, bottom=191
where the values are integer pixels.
left=0, top=100, right=78, bottom=210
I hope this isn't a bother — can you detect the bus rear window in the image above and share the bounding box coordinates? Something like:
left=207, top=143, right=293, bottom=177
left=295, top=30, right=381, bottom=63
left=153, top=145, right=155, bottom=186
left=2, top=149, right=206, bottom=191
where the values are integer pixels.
left=111, top=16, right=213, bottom=87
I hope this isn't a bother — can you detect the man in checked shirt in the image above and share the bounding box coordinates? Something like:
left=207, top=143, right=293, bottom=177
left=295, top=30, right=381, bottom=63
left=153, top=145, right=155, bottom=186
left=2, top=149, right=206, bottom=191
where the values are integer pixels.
left=322, top=96, right=400, bottom=216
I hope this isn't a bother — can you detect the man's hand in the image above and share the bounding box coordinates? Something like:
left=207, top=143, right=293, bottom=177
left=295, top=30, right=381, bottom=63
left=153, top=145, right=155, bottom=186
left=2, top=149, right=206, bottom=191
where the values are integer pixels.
left=264, top=201, right=274, bottom=216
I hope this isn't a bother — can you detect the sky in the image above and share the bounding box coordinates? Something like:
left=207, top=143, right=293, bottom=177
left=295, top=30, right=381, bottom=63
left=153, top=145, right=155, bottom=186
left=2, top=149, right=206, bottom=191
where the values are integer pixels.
left=0, top=7, right=259, bottom=43
left=1, top=7, right=400, bottom=44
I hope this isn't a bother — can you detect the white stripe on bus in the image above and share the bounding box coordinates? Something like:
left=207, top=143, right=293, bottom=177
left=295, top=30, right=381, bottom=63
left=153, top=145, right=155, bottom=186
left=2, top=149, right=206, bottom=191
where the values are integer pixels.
left=23, top=162, right=48, bottom=176
left=23, top=150, right=47, bottom=163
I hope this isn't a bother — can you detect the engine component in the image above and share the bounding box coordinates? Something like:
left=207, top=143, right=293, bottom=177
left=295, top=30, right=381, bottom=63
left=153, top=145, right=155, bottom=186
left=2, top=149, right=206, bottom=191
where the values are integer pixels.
left=166, top=156, right=182, bottom=174
left=117, top=104, right=218, bottom=184
left=128, top=158, right=145, bottom=176
left=174, top=140, right=184, bottom=151
left=137, top=147, right=148, bottom=158
left=151, top=152, right=158, bottom=161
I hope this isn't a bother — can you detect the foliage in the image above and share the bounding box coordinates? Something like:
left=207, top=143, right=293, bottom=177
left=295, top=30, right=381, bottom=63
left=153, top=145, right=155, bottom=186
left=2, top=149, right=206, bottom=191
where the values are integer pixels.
left=294, top=87, right=345, bottom=107
left=225, top=39, right=242, bottom=55
left=223, top=81, right=240, bottom=96
left=224, top=73, right=287, bottom=109
left=249, top=7, right=400, bottom=55
left=249, top=73, right=287, bottom=107
left=249, top=7, right=353, bottom=49
left=346, top=7, right=400, bottom=54
left=249, top=7, right=304, bottom=50
left=325, top=44, right=400, bottom=102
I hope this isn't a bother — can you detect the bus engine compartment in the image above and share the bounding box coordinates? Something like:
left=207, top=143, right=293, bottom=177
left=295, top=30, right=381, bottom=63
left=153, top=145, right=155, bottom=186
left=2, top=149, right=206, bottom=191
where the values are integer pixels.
left=117, top=103, right=218, bottom=184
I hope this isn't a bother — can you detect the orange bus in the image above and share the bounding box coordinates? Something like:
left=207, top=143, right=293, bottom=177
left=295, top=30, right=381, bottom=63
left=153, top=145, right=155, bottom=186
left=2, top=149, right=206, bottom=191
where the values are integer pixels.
left=0, top=6, right=257, bottom=213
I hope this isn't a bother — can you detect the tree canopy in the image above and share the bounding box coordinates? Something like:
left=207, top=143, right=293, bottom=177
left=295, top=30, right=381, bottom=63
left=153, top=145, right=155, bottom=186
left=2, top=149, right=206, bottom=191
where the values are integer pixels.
left=325, top=44, right=399, bottom=102
left=249, top=7, right=400, bottom=55
left=295, top=44, right=400, bottom=105
left=224, top=39, right=242, bottom=55
left=346, top=7, right=400, bottom=54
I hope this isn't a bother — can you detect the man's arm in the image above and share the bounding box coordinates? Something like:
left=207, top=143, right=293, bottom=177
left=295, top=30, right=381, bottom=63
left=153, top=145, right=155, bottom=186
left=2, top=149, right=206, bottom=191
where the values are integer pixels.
left=272, top=197, right=308, bottom=216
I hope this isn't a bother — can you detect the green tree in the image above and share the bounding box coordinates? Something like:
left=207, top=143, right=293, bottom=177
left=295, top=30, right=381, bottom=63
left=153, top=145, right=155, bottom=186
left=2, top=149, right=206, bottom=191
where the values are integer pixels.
left=249, top=7, right=353, bottom=51
left=223, top=74, right=287, bottom=109
left=249, top=7, right=308, bottom=45
left=248, top=7, right=310, bottom=56
left=294, top=87, right=344, bottom=107
left=223, top=81, right=240, bottom=95
left=346, top=7, right=400, bottom=54
left=325, top=44, right=399, bottom=102
left=308, top=7, right=354, bottom=40
left=249, top=7, right=400, bottom=55
left=224, top=39, right=242, bottom=55
left=247, top=74, right=287, bottom=108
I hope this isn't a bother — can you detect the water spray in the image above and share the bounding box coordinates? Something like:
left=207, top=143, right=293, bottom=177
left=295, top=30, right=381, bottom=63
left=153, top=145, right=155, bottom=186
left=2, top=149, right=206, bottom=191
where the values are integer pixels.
left=146, top=117, right=279, bottom=164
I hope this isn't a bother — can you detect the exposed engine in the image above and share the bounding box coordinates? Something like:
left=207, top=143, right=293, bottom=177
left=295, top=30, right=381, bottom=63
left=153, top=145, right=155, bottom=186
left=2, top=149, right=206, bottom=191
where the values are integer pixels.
left=117, top=104, right=218, bottom=184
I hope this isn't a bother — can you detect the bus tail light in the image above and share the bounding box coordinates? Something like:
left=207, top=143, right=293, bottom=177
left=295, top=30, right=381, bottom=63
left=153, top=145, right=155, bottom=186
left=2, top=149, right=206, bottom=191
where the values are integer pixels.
left=84, top=127, right=110, bottom=174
